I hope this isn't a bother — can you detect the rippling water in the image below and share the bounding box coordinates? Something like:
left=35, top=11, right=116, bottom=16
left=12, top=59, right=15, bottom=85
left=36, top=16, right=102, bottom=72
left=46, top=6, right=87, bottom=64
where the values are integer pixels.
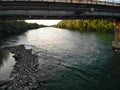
left=0, top=27, right=120, bottom=90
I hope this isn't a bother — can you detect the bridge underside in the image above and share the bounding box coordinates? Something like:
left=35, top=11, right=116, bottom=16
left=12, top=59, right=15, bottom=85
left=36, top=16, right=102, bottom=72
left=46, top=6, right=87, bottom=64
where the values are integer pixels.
left=0, top=1, right=120, bottom=20
left=0, top=11, right=120, bottom=20
left=0, top=10, right=120, bottom=20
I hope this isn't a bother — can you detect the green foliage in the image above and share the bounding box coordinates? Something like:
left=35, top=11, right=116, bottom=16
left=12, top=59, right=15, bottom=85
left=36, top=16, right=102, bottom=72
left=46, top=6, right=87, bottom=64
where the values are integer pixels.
left=55, top=20, right=114, bottom=33
left=0, top=20, right=45, bottom=37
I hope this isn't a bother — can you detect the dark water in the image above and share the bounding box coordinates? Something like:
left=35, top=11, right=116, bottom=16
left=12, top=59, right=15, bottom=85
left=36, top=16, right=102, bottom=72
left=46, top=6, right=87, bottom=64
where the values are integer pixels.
left=0, top=27, right=120, bottom=90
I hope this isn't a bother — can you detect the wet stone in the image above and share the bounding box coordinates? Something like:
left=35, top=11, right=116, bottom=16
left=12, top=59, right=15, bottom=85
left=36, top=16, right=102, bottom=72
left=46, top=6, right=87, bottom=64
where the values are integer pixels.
left=24, top=86, right=29, bottom=90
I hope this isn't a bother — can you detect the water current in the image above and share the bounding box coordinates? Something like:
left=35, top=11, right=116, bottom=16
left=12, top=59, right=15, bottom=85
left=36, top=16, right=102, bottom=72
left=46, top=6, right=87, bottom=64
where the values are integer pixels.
left=0, top=27, right=120, bottom=90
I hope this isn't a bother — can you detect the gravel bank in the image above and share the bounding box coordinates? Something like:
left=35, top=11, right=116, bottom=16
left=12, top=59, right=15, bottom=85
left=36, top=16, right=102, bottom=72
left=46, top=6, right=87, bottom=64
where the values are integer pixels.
left=0, top=45, right=46, bottom=90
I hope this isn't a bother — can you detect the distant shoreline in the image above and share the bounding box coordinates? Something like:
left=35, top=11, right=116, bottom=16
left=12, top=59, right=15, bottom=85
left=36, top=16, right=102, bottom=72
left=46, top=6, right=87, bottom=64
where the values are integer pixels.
left=0, top=20, right=46, bottom=38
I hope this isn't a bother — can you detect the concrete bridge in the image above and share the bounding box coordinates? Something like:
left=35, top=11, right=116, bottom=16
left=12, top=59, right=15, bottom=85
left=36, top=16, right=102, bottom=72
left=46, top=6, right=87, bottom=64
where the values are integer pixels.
left=0, top=0, right=120, bottom=50
left=0, top=0, right=120, bottom=20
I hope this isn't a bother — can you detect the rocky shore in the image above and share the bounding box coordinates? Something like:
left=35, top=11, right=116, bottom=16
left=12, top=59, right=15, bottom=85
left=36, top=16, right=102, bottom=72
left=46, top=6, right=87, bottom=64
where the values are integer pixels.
left=0, top=45, right=46, bottom=90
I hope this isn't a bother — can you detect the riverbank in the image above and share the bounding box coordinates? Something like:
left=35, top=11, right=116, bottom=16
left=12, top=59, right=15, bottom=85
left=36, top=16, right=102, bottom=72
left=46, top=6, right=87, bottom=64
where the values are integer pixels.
left=0, top=45, right=46, bottom=90
left=55, top=20, right=114, bottom=33
left=0, top=20, right=45, bottom=38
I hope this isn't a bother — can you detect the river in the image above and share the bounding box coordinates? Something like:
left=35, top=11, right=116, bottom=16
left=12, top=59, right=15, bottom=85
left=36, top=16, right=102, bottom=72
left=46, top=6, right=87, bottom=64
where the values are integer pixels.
left=0, top=27, right=120, bottom=90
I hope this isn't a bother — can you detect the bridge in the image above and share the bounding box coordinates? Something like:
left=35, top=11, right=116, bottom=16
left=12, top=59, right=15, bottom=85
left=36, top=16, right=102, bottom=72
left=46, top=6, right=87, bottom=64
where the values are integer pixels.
left=0, top=0, right=120, bottom=50
left=0, top=0, right=120, bottom=20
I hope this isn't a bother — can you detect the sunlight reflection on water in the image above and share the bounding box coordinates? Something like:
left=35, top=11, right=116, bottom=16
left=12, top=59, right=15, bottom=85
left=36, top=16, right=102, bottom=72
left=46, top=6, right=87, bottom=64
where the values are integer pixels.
left=0, top=50, right=15, bottom=80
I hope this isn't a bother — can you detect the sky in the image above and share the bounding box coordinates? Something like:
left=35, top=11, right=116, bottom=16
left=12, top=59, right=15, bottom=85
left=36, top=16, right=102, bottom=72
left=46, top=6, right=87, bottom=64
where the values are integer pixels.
left=99, top=0, right=120, bottom=2
left=26, top=20, right=61, bottom=26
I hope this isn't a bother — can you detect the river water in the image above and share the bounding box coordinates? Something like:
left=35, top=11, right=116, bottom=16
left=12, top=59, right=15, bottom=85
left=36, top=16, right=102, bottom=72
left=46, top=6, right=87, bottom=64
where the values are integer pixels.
left=0, top=27, right=120, bottom=90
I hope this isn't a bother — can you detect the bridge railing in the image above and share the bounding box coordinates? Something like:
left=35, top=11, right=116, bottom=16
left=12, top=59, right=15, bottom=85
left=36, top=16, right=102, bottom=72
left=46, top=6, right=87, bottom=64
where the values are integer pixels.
left=0, top=0, right=120, bottom=6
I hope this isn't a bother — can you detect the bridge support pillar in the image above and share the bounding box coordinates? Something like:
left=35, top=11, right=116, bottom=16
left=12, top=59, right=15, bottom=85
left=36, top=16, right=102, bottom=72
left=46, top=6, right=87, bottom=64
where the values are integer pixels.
left=112, top=21, right=120, bottom=51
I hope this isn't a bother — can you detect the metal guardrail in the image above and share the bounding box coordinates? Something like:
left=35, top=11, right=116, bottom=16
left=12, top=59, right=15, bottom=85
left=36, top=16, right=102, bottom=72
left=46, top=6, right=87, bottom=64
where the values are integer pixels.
left=0, top=0, right=120, bottom=6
